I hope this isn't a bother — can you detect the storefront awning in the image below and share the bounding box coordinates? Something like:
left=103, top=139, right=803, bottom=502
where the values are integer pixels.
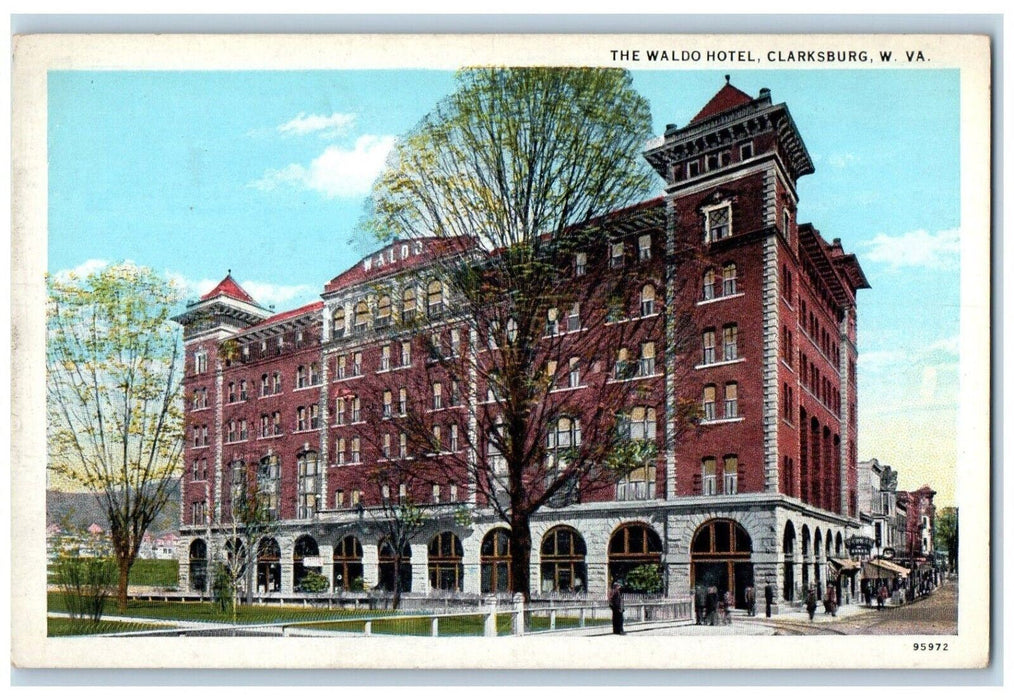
left=862, top=559, right=910, bottom=578
left=829, top=557, right=861, bottom=571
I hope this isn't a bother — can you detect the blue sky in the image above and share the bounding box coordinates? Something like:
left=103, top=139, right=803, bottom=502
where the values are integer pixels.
left=47, top=68, right=961, bottom=505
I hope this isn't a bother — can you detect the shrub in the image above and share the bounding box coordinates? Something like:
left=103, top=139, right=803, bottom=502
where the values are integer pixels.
left=212, top=563, right=233, bottom=612
left=53, top=552, right=117, bottom=623
left=299, top=571, right=329, bottom=593
left=625, top=564, right=663, bottom=595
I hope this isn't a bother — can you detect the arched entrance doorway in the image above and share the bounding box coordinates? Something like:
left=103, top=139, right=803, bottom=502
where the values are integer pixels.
left=481, top=528, right=512, bottom=594
left=189, top=539, right=207, bottom=592
left=783, top=522, right=796, bottom=601
left=540, top=526, right=587, bottom=594
left=293, top=535, right=321, bottom=590
left=690, top=519, right=753, bottom=608
left=608, top=523, right=663, bottom=592
left=257, top=537, right=281, bottom=593
left=378, top=539, right=412, bottom=592
left=334, top=535, right=363, bottom=591
left=428, top=532, right=464, bottom=591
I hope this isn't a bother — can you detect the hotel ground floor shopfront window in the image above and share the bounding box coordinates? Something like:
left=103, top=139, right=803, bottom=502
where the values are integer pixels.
left=333, top=535, right=364, bottom=592
left=690, top=518, right=753, bottom=609
left=608, top=522, right=663, bottom=590
left=480, top=528, right=512, bottom=594
left=428, top=531, right=464, bottom=592
left=540, top=526, right=587, bottom=594
left=378, top=539, right=413, bottom=593
left=257, top=537, right=281, bottom=593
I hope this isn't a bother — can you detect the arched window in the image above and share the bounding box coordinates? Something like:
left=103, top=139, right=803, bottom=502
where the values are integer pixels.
left=376, top=294, right=392, bottom=328
left=640, top=284, right=656, bottom=316
left=540, top=526, right=587, bottom=593
left=402, top=287, right=417, bottom=317
left=428, top=532, right=464, bottom=591
left=188, top=539, right=207, bottom=592
left=293, top=535, right=320, bottom=590
left=256, top=537, right=281, bottom=593
left=427, top=279, right=444, bottom=317
left=690, top=519, right=753, bottom=608
left=378, top=539, right=412, bottom=593
left=334, top=536, right=364, bottom=592
left=332, top=307, right=346, bottom=338
left=480, top=528, right=512, bottom=594
left=297, top=451, right=319, bottom=519
left=608, top=523, right=663, bottom=590
left=722, top=263, right=738, bottom=295
left=354, top=300, right=370, bottom=333
left=703, top=269, right=716, bottom=300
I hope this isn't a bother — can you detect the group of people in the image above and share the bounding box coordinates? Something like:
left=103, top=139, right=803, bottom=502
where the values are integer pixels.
left=804, top=583, right=839, bottom=620
left=692, top=586, right=735, bottom=626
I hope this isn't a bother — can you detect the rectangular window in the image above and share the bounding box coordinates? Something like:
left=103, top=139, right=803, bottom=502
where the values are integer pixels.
left=194, top=351, right=207, bottom=374
left=688, top=160, right=700, bottom=177
left=450, top=424, right=459, bottom=452
left=338, top=355, right=347, bottom=379
left=432, top=484, right=441, bottom=503
left=272, top=373, right=282, bottom=394
left=310, top=404, right=319, bottom=429
left=702, top=385, right=716, bottom=421
left=702, top=330, right=716, bottom=365
left=351, top=437, right=361, bottom=463
left=724, top=383, right=738, bottom=418
left=450, top=329, right=461, bottom=356
left=640, top=342, right=656, bottom=376
left=382, top=434, right=391, bottom=458
left=228, top=383, right=236, bottom=403
left=702, top=458, right=717, bottom=496
left=399, top=388, right=408, bottom=415
left=575, top=252, right=587, bottom=276
left=239, top=380, right=247, bottom=400
left=567, top=303, right=581, bottom=332
left=740, top=142, right=753, bottom=160
left=569, top=358, right=580, bottom=388
left=336, top=438, right=346, bottom=465
left=723, top=324, right=738, bottom=360
left=610, top=242, right=625, bottom=269
left=351, top=397, right=361, bottom=423
left=399, top=433, right=407, bottom=459
left=401, top=341, right=411, bottom=367
left=722, top=263, right=737, bottom=295
left=353, top=352, right=362, bottom=376
left=272, top=412, right=282, bottom=436
left=383, top=390, right=392, bottom=418
left=380, top=345, right=391, bottom=371
left=433, top=383, right=443, bottom=410
left=239, top=419, right=247, bottom=440
left=638, top=234, right=652, bottom=261
left=706, top=205, right=731, bottom=242
left=724, top=458, right=739, bottom=494
left=297, top=407, right=307, bottom=431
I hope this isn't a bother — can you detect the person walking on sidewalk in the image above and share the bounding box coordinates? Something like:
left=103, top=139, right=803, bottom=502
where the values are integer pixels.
left=764, top=580, right=775, bottom=618
left=694, top=585, right=706, bottom=625
left=608, top=582, right=625, bottom=635
left=745, top=585, right=756, bottom=616
left=806, top=586, right=818, bottom=621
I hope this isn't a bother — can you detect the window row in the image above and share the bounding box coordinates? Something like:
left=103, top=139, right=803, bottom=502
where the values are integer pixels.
left=607, top=283, right=660, bottom=323
left=702, top=263, right=738, bottom=301
left=674, top=141, right=753, bottom=183
left=614, top=342, right=657, bottom=380
left=701, top=324, right=738, bottom=365
left=699, top=455, right=740, bottom=496
left=798, top=351, right=842, bottom=415
left=800, top=299, right=841, bottom=365
left=332, top=279, right=447, bottom=338
left=701, top=382, right=739, bottom=422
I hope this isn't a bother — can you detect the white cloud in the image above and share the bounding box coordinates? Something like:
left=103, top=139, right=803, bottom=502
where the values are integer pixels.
left=52, top=258, right=113, bottom=281
left=238, top=281, right=315, bottom=307
left=167, top=272, right=314, bottom=308
left=826, top=152, right=858, bottom=169
left=250, top=134, right=397, bottom=199
left=862, top=228, right=960, bottom=271
left=277, top=112, right=356, bottom=139
left=926, top=335, right=960, bottom=356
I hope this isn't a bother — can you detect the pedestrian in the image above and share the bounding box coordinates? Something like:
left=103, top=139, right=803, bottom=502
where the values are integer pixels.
left=806, top=586, right=818, bottom=621
left=694, top=585, right=706, bottom=625
left=863, top=581, right=872, bottom=607
left=705, top=586, right=718, bottom=626
left=877, top=583, right=887, bottom=610
left=764, top=580, right=775, bottom=618
left=745, top=585, right=756, bottom=616
left=824, top=583, right=837, bottom=616
left=723, top=589, right=734, bottom=625
left=608, top=582, right=625, bottom=635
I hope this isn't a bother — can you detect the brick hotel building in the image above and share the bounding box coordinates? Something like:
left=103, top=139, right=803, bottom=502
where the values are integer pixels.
left=175, top=80, right=870, bottom=607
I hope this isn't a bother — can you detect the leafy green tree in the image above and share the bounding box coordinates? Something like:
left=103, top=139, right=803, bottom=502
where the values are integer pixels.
left=298, top=570, right=329, bottom=594
left=365, top=68, right=696, bottom=600
left=47, top=263, right=185, bottom=612
left=934, top=506, right=958, bottom=572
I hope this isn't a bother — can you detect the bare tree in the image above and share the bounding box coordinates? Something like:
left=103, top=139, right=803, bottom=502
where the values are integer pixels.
left=47, top=263, right=184, bottom=612
left=364, top=68, right=699, bottom=600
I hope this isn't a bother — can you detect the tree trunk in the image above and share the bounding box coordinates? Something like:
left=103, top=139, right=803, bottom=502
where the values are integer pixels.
left=116, top=557, right=131, bottom=613
left=392, top=554, right=403, bottom=610
left=510, top=513, right=533, bottom=602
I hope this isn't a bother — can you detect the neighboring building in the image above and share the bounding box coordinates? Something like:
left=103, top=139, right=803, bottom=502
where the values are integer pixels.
left=173, top=79, right=869, bottom=607
left=857, top=458, right=903, bottom=558
left=903, top=485, right=936, bottom=561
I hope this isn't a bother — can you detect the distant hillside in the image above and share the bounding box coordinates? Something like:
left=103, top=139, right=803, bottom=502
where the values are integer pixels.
left=47, top=483, right=180, bottom=535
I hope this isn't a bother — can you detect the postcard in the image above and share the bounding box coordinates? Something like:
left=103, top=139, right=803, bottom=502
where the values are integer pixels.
left=11, top=32, right=990, bottom=670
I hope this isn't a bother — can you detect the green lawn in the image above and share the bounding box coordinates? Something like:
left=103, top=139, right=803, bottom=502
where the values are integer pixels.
left=47, top=558, right=179, bottom=587
left=47, top=617, right=169, bottom=637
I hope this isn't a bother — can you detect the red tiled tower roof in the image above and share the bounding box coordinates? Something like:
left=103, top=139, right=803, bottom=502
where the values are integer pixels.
left=200, top=273, right=257, bottom=304
left=689, top=77, right=755, bottom=125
